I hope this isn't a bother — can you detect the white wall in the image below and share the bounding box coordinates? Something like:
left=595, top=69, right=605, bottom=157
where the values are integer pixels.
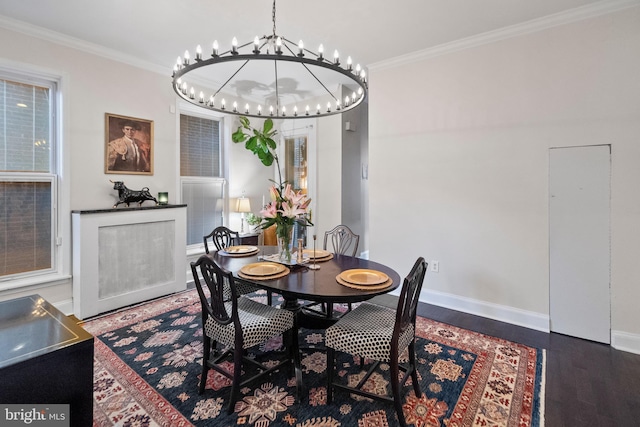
left=369, top=6, right=640, bottom=351
left=316, top=114, right=342, bottom=235
left=0, top=26, right=269, bottom=309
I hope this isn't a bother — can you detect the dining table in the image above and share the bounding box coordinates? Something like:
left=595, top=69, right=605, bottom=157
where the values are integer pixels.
left=211, top=245, right=401, bottom=323
left=210, top=244, right=402, bottom=399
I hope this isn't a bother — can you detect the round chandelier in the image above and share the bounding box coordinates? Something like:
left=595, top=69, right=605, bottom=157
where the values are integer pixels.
left=171, top=0, right=367, bottom=119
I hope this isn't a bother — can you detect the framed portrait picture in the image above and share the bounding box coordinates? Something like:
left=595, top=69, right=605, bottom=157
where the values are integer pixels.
left=105, top=113, right=154, bottom=175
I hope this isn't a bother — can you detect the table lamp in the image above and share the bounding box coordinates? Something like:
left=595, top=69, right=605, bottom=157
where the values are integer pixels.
left=235, top=196, right=251, bottom=234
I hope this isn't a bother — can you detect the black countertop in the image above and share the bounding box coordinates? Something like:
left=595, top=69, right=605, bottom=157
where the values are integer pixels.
left=72, top=203, right=187, bottom=215
left=0, top=294, right=93, bottom=369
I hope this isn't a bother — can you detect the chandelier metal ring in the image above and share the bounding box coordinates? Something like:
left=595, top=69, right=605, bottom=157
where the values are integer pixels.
left=171, top=1, right=367, bottom=119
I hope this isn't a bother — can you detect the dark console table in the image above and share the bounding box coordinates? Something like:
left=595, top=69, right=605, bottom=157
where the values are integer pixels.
left=0, top=295, right=94, bottom=427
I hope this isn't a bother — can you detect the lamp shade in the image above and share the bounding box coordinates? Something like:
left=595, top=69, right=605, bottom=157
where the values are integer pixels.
left=236, top=197, right=251, bottom=213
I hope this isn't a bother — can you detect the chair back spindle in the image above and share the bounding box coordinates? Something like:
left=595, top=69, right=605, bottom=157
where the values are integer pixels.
left=204, top=226, right=240, bottom=254
left=394, top=257, right=427, bottom=344
left=324, top=224, right=360, bottom=257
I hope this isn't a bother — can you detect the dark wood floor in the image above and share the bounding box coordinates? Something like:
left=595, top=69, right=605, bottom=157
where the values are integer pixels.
left=371, top=294, right=640, bottom=427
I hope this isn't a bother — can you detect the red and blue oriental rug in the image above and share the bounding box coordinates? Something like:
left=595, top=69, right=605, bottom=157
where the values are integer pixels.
left=83, top=290, right=545, bottom=426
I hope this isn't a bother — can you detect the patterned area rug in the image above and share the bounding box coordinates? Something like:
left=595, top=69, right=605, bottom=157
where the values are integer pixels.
left=83, top=289, right=545, bottom=427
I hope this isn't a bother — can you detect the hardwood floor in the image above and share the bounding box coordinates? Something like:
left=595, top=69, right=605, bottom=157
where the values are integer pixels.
left=372, top=294, right=640, bottom=427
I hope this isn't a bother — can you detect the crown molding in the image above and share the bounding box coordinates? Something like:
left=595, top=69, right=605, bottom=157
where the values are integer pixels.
left=0, top=14, right=170, bottom=76
left=369, top=0, right=640, bottom=72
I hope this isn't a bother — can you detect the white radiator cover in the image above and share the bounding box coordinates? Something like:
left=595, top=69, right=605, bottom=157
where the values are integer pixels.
left=72, top=206, right=187, bottom=319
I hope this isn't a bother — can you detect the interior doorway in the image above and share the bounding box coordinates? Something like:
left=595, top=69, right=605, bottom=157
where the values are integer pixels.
left=549, top=145, right=611, bottom=343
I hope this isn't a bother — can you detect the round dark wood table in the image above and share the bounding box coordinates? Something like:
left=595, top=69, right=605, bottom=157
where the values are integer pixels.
left=211, top=245, right=401, bottom=308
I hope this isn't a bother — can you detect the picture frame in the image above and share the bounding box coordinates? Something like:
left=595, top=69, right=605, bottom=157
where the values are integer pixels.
left=105, top=113, right=154, bottom=175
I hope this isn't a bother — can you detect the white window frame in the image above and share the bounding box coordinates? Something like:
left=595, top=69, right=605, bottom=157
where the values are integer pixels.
left=0, top=61, right=70, bottom=291
left=177, top=101, right=230, bottom=255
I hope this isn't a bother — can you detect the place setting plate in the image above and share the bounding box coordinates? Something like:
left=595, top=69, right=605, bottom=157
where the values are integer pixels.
left=238, top=262, right=290, bottom=280
left=220, top=245, right=259, bottom=257
left=302, top=249, right=333, bottom=262
left=336, top=269, right=392, bottom=290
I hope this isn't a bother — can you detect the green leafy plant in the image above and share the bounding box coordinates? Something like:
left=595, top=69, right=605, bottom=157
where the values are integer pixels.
left=245, top=212, right=262, bottom=226
left=231, top=116, right=313, bottom=262
left=232, top=116, right=278, bottom=167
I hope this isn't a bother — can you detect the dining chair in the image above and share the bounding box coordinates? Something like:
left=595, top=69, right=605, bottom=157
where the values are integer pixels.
left=190, top=255, right=298, bottom=414
left=325, top=257, right=427, bottom=427
left=321, top=224, right=360, bottom=316
left=203, top=226, right=239, bottom=254
left=323, top=224, right=360, bottom=257
left=204, top=226, right=273, bottom=306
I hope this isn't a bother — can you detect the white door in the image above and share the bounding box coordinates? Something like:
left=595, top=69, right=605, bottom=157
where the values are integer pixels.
left=549, top=145, right=610, bottom=343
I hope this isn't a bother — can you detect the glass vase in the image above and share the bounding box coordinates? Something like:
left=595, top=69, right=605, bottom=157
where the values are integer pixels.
left=276, top=223, right=294, bottom=264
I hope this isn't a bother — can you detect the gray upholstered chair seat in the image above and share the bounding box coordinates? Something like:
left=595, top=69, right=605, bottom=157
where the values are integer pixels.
left=205, top=297, right=293, bottom=349
left=325, top=302, right=414, bottom=362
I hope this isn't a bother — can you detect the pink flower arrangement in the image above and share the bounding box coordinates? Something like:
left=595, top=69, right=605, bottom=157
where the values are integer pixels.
left=259, top=183, right=313, bottom=230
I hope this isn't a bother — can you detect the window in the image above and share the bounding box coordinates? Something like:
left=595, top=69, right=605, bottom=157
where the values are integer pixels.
left=0, top=73, right=57, bottom=280
left=284, top=136, right=308, bottom=194
left=180, top=113, right=225, bottom=246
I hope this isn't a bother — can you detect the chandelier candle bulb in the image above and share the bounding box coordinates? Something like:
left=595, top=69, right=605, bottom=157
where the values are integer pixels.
left=298, top=40, right=304, bottom=56
left=212, top=40, right=219, bottom=56
left=231, top=37, right=238, bottom=54
left=276, top=37, right=283, bottom=54
left=199, top=91, right=205, bottom=103
left=294, top=106, right=298, bottom=116
left=233, top=101, right=238, bottom=112
left=195, top=45, right=202, bottom=60
left=245, top=104, right=250, bottom=114
left=333, top=50, right=339, bottom=64
left=221, top=99, right=226, bottom=109
left=257, top=105, right=262, bottom=115
left=183, top=50, right=190, bottom=65
left=347, top=56, right=353, bottom=70
left=305, top=105, right=310, bottom=115
left=318, top=44, right=324, bottom=60
left=282, top=106, right=287, bottom=116
left=189, top=87, right=195, bottom=99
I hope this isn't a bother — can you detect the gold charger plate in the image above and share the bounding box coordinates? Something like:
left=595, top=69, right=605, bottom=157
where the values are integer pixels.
left=303, top=249, right=331, bottom=259
left=339, top=269, right=389, bottom=286
left=240, top=262, right=286, bottom=277
left=224, top=245, right=258, bottom=254
left=336, top=275, right=392, bottom=290
left=239, top=266, right=290, bottom=281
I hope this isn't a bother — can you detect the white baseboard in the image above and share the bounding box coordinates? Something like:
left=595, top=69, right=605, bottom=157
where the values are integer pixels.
left=53, top=298, right=74, bottom=316
left=421, top=289, right=550, bottom=333
left=611, top=330, right=640, bottom=355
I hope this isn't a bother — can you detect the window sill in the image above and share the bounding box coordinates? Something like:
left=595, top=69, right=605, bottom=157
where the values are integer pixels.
left=0, top=273, right=72, bottom=293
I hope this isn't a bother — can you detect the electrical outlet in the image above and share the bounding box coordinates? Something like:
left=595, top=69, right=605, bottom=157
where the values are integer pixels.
left=431, top=261, right=439, bottom=273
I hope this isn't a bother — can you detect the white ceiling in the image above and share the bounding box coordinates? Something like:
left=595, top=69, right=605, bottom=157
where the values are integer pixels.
left=0, top=0, right=609, bottom=70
